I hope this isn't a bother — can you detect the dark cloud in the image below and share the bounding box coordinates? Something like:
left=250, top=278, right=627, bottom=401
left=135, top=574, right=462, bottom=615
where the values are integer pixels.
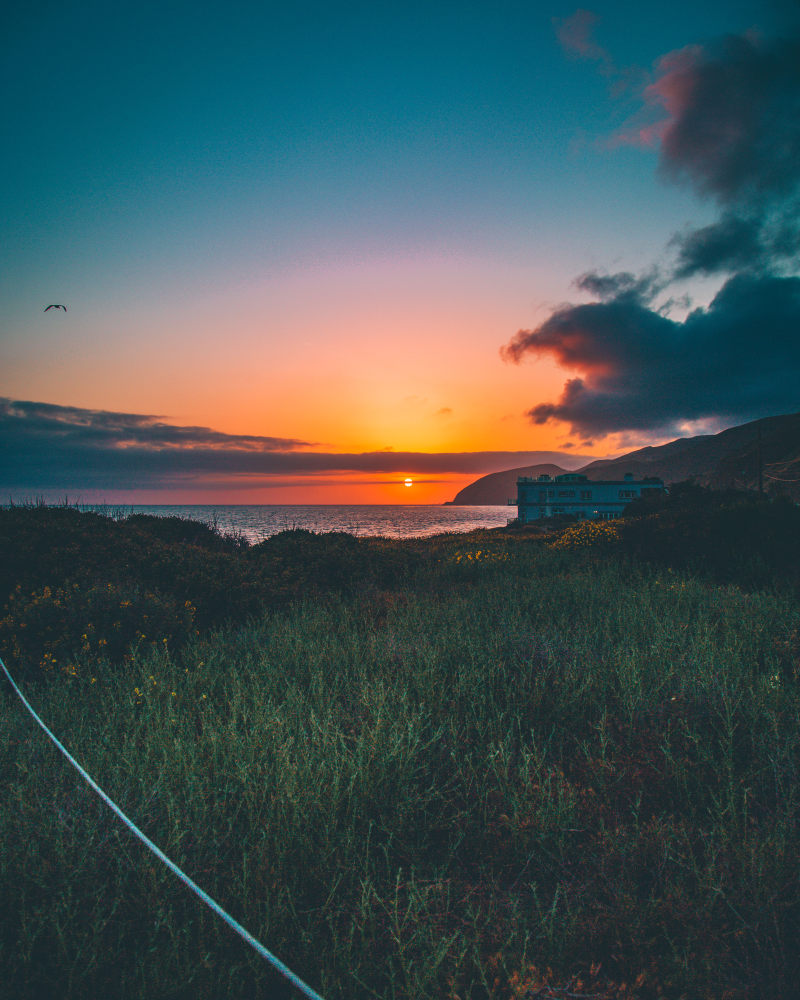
left=653, top=31, right=800, bottom=279
left=505, top=25, right=800, bottom=439
left=0, top=398, right=590, bottom=493
left=671, top=213, right=763, bottom=278
left=504, top=272, right=800, bottom=437
left=573, top=269, right=663, bottom=303
left=649, top=33, right=800, bottom=205
left=671, top=210, right=799, bottom=279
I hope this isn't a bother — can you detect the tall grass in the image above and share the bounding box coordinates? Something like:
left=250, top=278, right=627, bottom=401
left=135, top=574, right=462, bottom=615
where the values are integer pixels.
left=1, top=531, right=799, bottom=998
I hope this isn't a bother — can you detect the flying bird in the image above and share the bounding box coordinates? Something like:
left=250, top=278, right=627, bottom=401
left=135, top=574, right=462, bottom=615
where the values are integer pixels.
left=44, top=304, right=67, bottom=311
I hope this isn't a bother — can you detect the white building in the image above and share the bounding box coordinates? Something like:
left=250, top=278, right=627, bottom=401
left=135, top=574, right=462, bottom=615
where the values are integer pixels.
left=511, top=472, right=666, bottom=523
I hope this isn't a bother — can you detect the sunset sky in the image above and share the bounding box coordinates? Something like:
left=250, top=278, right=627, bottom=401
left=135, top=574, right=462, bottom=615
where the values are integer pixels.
left=2, top=0, right=798, bottom=503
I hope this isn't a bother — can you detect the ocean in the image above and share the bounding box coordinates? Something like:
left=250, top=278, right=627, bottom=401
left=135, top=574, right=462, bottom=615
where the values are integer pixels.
left=86, top=504, right=513, bottom=544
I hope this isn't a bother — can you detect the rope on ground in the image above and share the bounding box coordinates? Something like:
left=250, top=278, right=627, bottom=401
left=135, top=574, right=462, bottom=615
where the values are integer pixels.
left=0, top=654, right=327, bottom=1000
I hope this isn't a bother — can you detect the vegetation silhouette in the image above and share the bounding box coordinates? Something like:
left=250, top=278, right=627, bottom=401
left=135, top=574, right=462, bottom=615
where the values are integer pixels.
left=1, top=496, right=798, bottom=998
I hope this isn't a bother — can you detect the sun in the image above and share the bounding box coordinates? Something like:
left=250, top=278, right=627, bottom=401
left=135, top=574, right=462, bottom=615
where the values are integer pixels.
left=404, top=477, right=413, bottom=487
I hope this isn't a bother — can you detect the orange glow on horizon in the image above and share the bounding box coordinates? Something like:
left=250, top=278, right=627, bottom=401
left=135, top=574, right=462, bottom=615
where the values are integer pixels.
left=6, top=253, right=575, bottom=463
left=27, top=473, right=494, bottom=507
left=3, top=256, right=628, bottom=506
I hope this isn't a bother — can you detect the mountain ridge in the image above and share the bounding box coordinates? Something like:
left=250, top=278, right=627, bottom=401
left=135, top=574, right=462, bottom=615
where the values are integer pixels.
left=447, top=411, right=800, bottom=505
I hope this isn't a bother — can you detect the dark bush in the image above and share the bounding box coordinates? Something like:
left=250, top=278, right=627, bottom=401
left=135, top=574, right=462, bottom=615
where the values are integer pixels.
left=124, top=513, right=245, bottom=552
left=251, top=528, right=374, bottom=592
left=0, top=508, right=416, bottom=678
left=618, top=488, right=800, bottom=589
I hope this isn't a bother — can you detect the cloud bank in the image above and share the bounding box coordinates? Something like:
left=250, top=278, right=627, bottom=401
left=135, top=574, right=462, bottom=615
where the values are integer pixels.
left=503, top=272, right=800, bottom=435
left=0, top=398, right=587, bottom=493
left=505, top=25, right=800, bottom=440
left=0, top=399, right=314, bottom=452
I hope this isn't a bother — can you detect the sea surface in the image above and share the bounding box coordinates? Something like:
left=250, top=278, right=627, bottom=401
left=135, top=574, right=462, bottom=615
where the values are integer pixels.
left=86, top=504, right=512, bottom=543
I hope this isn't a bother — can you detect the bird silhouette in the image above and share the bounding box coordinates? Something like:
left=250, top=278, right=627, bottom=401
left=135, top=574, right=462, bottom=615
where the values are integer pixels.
left=44, top=304, right=67, bottom=311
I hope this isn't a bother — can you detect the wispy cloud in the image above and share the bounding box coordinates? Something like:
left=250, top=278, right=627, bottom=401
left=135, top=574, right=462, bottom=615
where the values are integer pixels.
left=554, top=9, right=610, bottom=65
left=1, top=399, right=313, bottom=451
left=553, top=9, right=646, bottom=95
left=0, top=398, right=590, bottom=493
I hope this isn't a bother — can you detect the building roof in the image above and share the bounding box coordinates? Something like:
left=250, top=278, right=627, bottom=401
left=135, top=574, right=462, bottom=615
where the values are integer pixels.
left=518, top=472, right=665, bottom=486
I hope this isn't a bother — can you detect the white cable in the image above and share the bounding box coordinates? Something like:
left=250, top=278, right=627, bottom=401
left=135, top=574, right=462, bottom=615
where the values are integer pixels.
left=0, top=654, right=326, bottom=1000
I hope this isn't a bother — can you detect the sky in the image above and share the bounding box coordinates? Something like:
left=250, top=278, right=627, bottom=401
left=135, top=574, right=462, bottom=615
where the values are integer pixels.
left=2, top=0, right=798, bottom=503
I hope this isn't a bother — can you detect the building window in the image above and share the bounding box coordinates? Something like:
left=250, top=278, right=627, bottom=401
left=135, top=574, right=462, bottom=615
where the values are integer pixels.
left=580, top=490, right=592, bottom=500
left=558, top=490, right=575, bottom=497
left=619, top=490, right=636, bottom=499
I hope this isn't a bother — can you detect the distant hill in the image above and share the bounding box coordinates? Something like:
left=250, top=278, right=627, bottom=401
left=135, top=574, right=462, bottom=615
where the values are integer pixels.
left=447, top=464, right=570, bottom=505
left=447, top=411, right=800, bottom=504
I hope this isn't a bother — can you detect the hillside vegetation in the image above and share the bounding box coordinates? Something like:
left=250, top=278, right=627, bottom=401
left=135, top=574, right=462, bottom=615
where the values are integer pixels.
left=449, top=411, right=800, bottom=505
left=1, top=495, right=799, bottom=999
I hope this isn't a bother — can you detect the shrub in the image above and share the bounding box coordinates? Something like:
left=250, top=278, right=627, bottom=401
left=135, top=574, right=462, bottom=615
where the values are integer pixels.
left=0, top=510, right=422, bottom=681
left=0, top=581, right=196, bottom=680
left=616, top=493, right=800, bottom=588
left=124, top=513, right=246, bottom=551
left=250, top=528, right=405, bottom=596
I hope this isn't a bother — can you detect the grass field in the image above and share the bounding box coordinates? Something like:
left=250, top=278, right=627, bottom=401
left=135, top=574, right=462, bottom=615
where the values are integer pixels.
left=1, top=501, right=799, bottom=999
